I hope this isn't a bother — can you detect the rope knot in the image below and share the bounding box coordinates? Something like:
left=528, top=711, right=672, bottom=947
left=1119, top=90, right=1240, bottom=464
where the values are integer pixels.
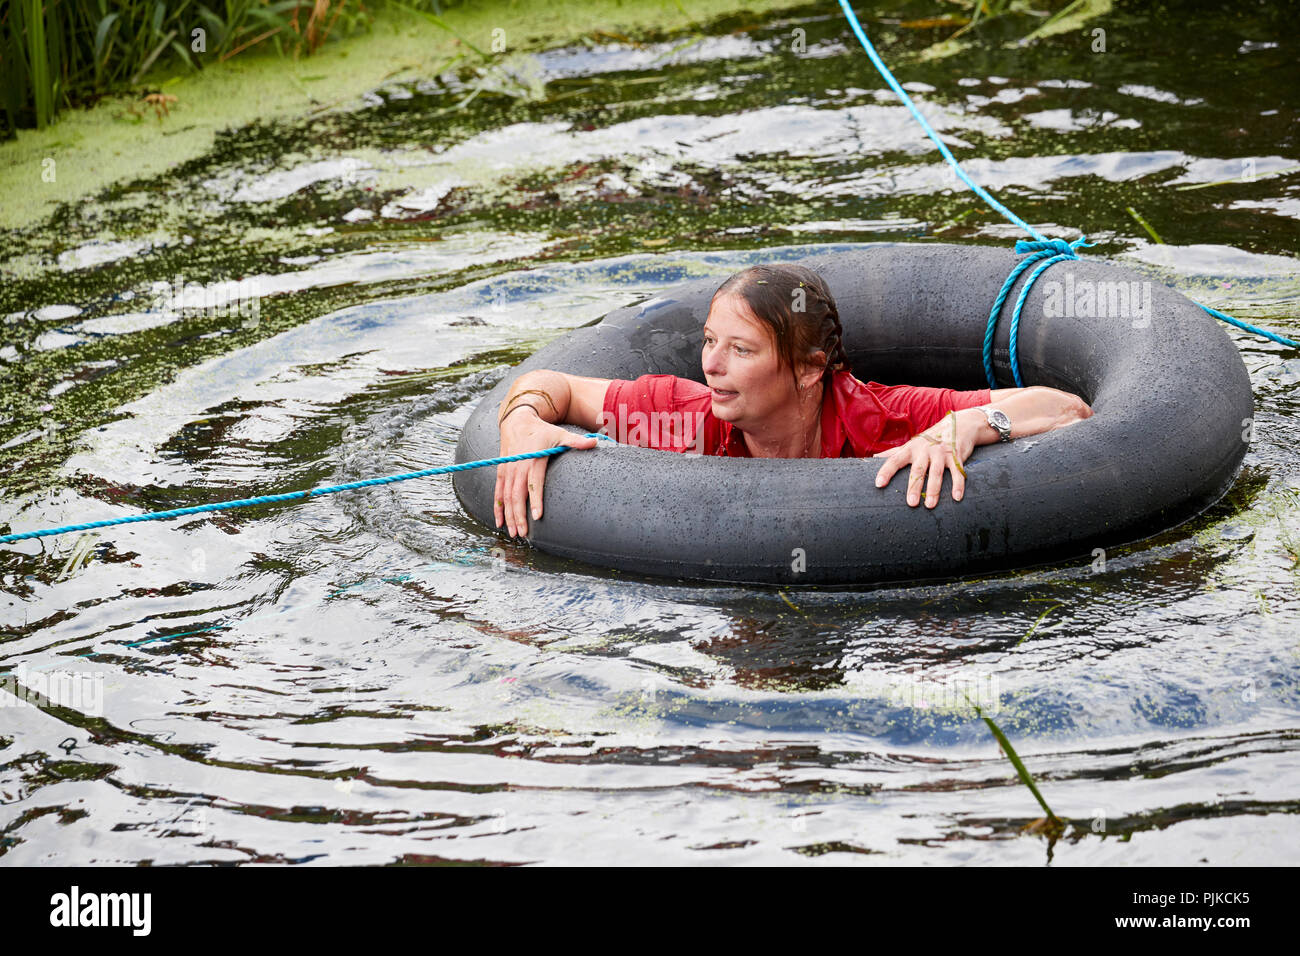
left=985, top=233, right=1094, bottom=389
left=1013, top=236, right=1092, bottom=259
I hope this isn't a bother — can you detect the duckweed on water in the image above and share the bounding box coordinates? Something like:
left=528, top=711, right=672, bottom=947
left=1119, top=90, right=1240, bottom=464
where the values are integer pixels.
left=1, top=1, right=1298, bottom=864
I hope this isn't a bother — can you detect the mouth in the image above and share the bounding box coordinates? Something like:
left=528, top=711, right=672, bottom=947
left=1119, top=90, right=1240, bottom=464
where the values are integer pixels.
left=710, top=386, right=739, bottom=401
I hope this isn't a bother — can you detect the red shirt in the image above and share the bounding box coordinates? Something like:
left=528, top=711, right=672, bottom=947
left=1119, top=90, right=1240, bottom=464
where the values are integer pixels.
left=600, top=370, right=991, bottom=457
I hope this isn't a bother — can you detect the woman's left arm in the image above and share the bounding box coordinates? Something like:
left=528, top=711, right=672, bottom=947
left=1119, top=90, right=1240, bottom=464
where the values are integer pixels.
left=873, top=386, right=1093, bottom=508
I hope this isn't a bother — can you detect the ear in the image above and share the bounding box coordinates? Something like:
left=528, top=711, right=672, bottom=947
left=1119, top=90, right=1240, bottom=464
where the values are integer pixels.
left=798, top=350, right=828, bottom=391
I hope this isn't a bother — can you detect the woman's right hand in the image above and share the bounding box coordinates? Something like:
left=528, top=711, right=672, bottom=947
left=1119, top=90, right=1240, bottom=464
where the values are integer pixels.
left=494, top=409, right=599, bottom=538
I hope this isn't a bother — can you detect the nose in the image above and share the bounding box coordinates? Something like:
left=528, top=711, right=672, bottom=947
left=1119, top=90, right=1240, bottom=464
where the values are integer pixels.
left=702, top=341, right=725, bottom=378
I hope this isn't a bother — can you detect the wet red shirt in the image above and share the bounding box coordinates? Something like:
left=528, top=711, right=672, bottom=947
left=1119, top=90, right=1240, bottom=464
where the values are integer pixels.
left=601, top=370, right=991, bottom=457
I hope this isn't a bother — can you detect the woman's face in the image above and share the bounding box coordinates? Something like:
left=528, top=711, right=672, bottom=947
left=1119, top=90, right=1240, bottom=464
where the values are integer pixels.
left=701, top=293, right=799, bottom=426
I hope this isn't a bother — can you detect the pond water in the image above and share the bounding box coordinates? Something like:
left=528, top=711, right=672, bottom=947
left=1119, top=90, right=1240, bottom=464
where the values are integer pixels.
left=2, top=3, right=1298, bottom=864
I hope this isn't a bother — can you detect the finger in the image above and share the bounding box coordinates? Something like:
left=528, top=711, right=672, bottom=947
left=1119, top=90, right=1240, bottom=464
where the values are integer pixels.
left=564, top=433, right=600, bottom=449
left=925, top=448, right=945, bottom=509
left=502, top=464, right=518, bottom=537
left=501, top=463, right=517, bottom=537
left=951, top=451, right=966, bottom=502
left=509, top=465, right=530, bottom=538
left=875, top=451, right=905, bottom=487
left=906, top=456, right=927, bottom=506
left=527, top=459, right=546, bottom=521
left=493, top=467, right=505, bottom=528
left=505, top=464, right=522, bottom=538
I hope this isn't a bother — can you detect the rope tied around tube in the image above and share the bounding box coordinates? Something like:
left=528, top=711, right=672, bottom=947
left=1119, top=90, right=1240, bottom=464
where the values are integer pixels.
left=835, top=0, right=1298, bottom=387
left=984, top=236, right=1094, bottom=389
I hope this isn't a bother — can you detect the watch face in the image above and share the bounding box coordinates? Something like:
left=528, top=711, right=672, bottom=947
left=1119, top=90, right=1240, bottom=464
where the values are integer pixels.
left=991, top=410, right=1011, bottom=429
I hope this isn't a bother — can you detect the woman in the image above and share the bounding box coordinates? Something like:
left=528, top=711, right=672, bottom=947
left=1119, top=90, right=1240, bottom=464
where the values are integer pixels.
left=493, top=264, right=1092, bottom=538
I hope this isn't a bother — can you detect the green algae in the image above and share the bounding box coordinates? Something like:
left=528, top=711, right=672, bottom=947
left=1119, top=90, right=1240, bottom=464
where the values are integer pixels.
left=0, top=0, right=811, bottom=233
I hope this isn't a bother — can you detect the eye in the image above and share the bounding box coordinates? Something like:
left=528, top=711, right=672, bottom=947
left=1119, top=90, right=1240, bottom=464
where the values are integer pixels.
left=734, top=345, right=750, bottom=356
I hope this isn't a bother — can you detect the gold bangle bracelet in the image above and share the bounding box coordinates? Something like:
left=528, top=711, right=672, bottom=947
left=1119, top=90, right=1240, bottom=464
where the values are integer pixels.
left=498, top=401, right=543, bottom=427
left=500, top=387, right=557, bottom=419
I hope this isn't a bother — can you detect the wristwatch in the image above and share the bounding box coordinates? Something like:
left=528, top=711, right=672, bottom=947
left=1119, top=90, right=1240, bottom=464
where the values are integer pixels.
left=978, top=405, right=1013, bottom=442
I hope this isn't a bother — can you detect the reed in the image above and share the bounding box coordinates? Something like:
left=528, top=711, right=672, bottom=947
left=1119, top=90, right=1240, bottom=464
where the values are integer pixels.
left=947, top=0, right=1015, bottom=40
left=913, top=0, right=1112, bottom=63
left=1126, top=205, right=1165, bottom=245
left=970, top=699, right=1067, bottom=838
left=0, top=0, right=404, bottom=135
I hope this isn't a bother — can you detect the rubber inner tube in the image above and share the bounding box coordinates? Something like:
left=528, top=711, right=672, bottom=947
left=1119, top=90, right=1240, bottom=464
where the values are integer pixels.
left=453, top=243, right=1253, bottom=586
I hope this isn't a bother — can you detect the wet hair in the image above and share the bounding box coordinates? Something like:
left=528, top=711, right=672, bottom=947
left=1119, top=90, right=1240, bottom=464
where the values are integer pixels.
left=709, top=264, right=849, bottom=390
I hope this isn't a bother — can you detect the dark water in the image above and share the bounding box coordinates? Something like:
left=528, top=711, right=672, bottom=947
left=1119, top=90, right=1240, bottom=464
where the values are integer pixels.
left=2, top=2, right=1298, bottom=864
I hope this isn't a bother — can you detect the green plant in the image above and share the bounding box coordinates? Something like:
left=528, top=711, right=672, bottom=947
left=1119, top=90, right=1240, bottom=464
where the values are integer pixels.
left=969, top=697, right=1067, bottom=838
left=1, top=0, right=376, bottom=135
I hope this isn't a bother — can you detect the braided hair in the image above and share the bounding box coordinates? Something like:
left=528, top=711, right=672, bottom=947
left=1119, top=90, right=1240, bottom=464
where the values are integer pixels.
left=711, top=264, right=849, bottom=391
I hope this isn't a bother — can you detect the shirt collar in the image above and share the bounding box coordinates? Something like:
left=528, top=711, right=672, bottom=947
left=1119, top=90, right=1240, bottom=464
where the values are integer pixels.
left=717, top=373, right=851, bottom=458
left=718, top=371, right=910, bottom=458
left=828, top=370, right=914, bottom=455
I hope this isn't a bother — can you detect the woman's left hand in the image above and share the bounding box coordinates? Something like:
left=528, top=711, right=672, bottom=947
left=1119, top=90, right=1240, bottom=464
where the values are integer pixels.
left=873, top=409, right=978, bottom=508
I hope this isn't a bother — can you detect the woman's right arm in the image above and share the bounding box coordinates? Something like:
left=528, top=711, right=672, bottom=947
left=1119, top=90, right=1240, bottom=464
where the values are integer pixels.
left=494, top=370, right=613, bottom=538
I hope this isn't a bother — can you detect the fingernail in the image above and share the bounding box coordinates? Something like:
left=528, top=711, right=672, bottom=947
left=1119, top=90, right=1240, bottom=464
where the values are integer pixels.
left=532, top=508, right=540, bottom=519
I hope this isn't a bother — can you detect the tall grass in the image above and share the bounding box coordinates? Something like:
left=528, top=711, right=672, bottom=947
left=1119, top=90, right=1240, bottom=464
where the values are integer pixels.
left=968, top=698, right=1067, bottom=839
left=0, top=0, right=416, bottom=136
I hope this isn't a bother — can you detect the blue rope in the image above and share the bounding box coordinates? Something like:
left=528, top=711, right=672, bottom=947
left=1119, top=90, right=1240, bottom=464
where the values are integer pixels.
left=0, top=621, right=231, bottom=677
left=836, top=0, right=1298, bottom=379
left=836, top=0, right=1045, bottom=242
left=1192, top=301, right=1297, bottom=348
left=983, top=236, right=1093, bottom=388
left=0, top=433, right=613, bottom=546
left=5, top=9, right=1293, bottom=550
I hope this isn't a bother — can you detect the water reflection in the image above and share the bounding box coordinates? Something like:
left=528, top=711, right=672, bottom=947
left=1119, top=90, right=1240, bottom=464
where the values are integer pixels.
left=3, top=3, right=1299, bottom=864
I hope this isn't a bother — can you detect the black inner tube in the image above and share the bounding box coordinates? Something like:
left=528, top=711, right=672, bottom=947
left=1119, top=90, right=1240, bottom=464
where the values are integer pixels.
left=454, top=244, right=1253, bottom=586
